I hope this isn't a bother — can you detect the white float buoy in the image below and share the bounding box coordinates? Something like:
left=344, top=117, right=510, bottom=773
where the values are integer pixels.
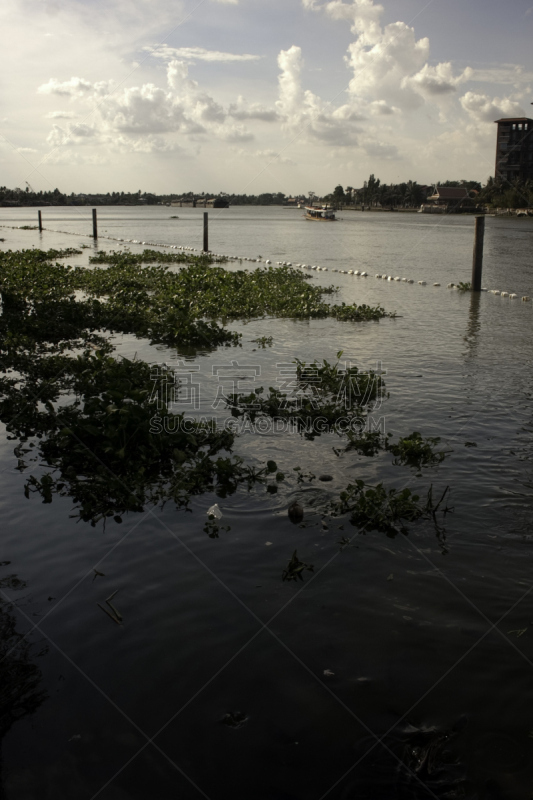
left=501, top=291, right=509, bottom=297
left=509, top=293, right=518, bottom=299
left=418, top=281, right=426, bottom=285
left=361, top=271, right=368, bottom=277
left=522, top=296, right=531, bottom=301
left=433, top=283, right=441, bottom=287
left=394, top=277, right=401, bottom=281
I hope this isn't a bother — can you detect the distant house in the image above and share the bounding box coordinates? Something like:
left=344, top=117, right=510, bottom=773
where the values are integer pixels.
left=426, top=186, right=470, bottom=207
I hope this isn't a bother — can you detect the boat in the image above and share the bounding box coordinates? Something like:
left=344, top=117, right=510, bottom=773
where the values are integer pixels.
left=305, top=206, right=336, bottom=221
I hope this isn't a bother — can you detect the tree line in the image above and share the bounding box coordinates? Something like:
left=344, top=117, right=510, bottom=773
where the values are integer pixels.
left=0, top=187, right=288, bottom=207
left=2, top=178, right=532, bottom=209
left=325, top=175, right=533, bottom=210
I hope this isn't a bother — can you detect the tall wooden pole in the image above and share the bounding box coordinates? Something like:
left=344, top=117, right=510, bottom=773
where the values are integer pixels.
left=38, top=210, right=42, bottom=232
left=203, top=212, right=208, bottom=252
left=471, top=215, right=485, bottom=291
left=92, top=208, right=98, bottom=240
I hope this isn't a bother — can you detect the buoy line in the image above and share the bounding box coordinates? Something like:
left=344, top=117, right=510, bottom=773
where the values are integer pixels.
left=1, top=224, right=530, bottom=302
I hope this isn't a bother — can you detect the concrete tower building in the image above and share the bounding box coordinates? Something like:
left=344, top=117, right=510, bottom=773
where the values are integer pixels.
left=494, top=116, right=533, bottom=182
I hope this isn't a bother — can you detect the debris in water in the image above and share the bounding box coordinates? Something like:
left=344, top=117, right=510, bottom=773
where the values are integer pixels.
left=507, top=628, right=527, bottom=637
left=323, top=669, right=335, bottom=677
left=97, top=603, right=121, bottom=625
left=319, top=474, right=333, bottom=482
left=207, top=503, right=222, bottom=520
left=387, top=574, right=394, bottom=581
left=220, top=711, right=248, bottom=729
left=288, top=501, right=304, bottom=524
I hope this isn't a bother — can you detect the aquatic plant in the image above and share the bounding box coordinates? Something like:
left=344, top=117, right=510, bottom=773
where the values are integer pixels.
left=326, top=480, right=451, bottom=537
left=386, top=431, right=447, bottom=469
left=225, top=355, right=385, bottom=438
left=282, top=550, right=314, bottom=581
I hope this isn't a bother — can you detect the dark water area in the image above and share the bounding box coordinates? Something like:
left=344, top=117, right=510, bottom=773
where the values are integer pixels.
left=1, top=206, right=533, bottom=798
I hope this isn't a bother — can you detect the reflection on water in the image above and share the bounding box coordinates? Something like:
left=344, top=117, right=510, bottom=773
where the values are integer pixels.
left=0, top=572, right=47, bottom=794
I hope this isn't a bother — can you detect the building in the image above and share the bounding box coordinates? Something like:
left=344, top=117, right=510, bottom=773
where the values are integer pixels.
left=426, top=186, right=471, bottom=206
left=494, top=117, right=533, bottom=183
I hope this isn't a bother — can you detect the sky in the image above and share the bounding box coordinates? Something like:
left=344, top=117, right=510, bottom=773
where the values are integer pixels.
left=1, top=0, right=532, bottom=195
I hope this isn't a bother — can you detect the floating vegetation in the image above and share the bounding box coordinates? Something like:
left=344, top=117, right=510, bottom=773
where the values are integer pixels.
left=326, top=480, right=451, bottom=537
left=226, top=355, right=385, bottom=439
left=282, top=550, right=314, bottom=582
left=387, top=432, right=448, bottom=470
left=343, top=430, right=385, bottom=457
left=250, top=336, right=273, bottom=348
left=0, top=248, right=402, bottom=526
left=456, top=281, right=472, bottom=292
left=343, top=429, right=448, bottom=470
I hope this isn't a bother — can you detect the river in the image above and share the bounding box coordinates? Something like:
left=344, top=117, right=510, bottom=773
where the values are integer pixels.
left=1, top=205, right=533, bottom=799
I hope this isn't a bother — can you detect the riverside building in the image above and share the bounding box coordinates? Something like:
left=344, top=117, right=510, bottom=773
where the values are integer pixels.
left=494, top=117, right=533, bottom=182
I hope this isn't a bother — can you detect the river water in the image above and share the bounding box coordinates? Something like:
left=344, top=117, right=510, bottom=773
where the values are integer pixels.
left=1, top=206, right=533, bottom=799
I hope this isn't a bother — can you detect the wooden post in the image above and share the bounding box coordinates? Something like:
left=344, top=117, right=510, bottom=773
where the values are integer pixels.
left=38, top=210, right=42, bottom=232
left=203, top=212, right=208, bottom=252
left=471, top=215, right=485, bottom=291
left=92, top=208, right=98, bottom=240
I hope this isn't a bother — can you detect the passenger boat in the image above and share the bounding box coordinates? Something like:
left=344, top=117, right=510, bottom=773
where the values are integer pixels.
left=305, top=206, right=336, bottom=221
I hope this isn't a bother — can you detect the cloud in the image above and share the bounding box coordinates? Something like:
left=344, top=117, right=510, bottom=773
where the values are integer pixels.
left=467, top=64, right=533, bottom=86
left=362, top=141, right=399, bottom=159
left=228, top=96, right=279, bottom=122
left=110, top=135, right=184, bottom=153
left=403, top=63, right=473, bottom=97
left=42, top=59, right=258, bottom=153
left=45, top=111, right=78, bottom=119
left=254, top=149, right=295, bottom=165
left=276, top=45, right=362, bottom=146
left=460, top=91, right=525, bottom=123
left=46, top=123, right=98, bottom=147
left=37, top=77, right=93, bottom=97
left=369, top=100, right=397, bottom=115
left=145, top=44, right=260, bottom=63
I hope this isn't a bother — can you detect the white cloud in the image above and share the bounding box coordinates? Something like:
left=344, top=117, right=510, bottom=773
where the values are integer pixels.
left=42, top=59, right=257, bottom=153
left=145, top=45, right=260, bottom=63
left=46, top=123, right=98, bottom=147
left=276, top=45, right=362, bottom=146
left=403, top=63, right=473, bottom=98
left=460, top=91, right=525, bottom=123
left=228, top=97, right=279, bottom=121
left=45, top=111, right=78, bottom=119
left=467, top=64, right=533, bottom=86
left=37, top=77, right=93, bottom=97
